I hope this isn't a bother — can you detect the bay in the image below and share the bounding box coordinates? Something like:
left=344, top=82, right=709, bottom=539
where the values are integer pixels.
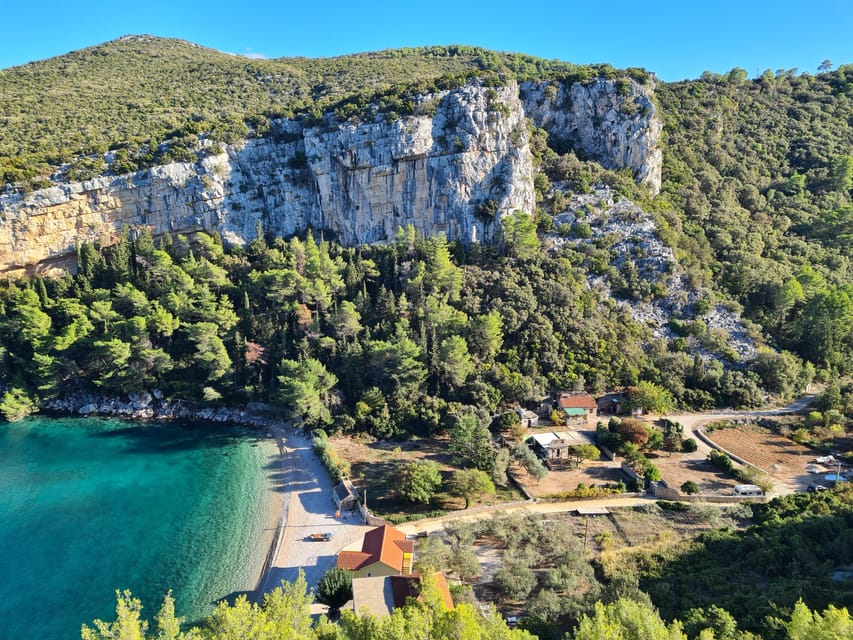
left=0, top=417, right=272, bottom=640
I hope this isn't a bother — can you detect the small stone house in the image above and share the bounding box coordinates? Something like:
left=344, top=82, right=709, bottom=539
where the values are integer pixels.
left=516, top=408, right=540, bottom=428
left=333, top=479, right=360, bottom=511
left=553, top=393, right=597, bottom=426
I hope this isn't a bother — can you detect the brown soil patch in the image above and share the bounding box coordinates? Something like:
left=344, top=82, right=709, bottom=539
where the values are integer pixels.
left=516, top=458, right=624, bottom=498
left=330, top=435, right=523, bottom=518
left=647, top=451, right=738, bottom=494
left=705, top=426, right=812, bottom=476
left=703, top=424, right=832, bottom=492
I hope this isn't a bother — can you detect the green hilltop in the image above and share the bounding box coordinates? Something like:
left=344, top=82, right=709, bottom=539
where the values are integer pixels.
left=0, top=35, right=643, bottom=185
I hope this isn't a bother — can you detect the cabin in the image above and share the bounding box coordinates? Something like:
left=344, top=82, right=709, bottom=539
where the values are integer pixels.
left=516, top=408, right=540, bottom=428
left=351, top=573, right=454, bottom=617
left=556, top=393, right=598, bottom=424
left=337, top=523, right=414, bottom=578
left=597, top=392, right=627, bottom=416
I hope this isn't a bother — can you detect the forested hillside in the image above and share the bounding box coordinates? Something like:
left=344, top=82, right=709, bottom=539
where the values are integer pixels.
left=1, top=40, right=852, bottom=424
left=655, top=69, right=853, bottom=375
left=0, top=222, right=729, bottom=426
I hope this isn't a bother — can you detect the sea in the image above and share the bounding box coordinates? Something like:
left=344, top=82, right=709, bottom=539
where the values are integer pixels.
left=0, top=416, right=273, bottom=640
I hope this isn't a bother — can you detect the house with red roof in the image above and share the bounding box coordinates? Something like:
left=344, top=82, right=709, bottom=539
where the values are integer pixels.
left=336, top=523, right=414, bottom=577
left=555, top=393, right=598, bottom=425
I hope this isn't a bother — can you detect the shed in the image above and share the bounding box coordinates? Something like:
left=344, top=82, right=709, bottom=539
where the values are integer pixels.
left=333, top=478, right=360, bottom=511
left=526, top=430, right=592, bottom=468
left=516, top=408, right=540, bottom=428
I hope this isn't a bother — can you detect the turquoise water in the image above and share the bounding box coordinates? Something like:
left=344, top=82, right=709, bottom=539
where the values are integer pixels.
left=0, top=417, right=273, bottom=640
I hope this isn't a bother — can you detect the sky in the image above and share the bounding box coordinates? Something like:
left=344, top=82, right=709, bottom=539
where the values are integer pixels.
left=2, top=1, right=852, bottom=81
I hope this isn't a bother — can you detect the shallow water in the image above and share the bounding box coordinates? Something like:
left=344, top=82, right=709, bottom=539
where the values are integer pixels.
left=0, top=417, right=272, bottom=640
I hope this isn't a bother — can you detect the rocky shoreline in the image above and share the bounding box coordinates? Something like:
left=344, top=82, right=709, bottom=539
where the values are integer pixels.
left=43, top=391, right=293, bottom=431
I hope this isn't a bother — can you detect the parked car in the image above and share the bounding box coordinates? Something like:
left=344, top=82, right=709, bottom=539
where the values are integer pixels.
left=807, top=484, right=828, bottom=493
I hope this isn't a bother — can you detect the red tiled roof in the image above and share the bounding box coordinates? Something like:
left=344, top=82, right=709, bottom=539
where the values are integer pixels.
left=337, top=551, right=373, bottom=571
left=336, top=524, right=413, bottom=573
left=352, top=572, right=454, bottom=617
left=558, top=394, right=597, bottom=410
left=389, top=575, right=420, bottom=608
left=432, top=573, right=454, bottom=610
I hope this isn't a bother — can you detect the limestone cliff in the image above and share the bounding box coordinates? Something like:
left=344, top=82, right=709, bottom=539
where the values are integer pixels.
left=0, top=78, right=661, bottom=276
left=520, top=78, right=662, bottom=193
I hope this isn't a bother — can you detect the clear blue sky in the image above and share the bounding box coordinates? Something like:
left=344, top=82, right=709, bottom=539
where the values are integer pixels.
left=2, top=0, right=852, bottom=81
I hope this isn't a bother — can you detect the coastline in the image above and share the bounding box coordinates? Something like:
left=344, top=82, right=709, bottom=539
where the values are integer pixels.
left=252, top=425, right=290, bottom=599
left=41, top=391, right=374, bottom=601
left=42, top=391, right=301, bottom=602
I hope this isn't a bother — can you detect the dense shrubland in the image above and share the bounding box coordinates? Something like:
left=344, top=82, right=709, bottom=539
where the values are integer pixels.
left=655, top=68, right=853, bottom=377
left=0, top=36, right=646, bottom=187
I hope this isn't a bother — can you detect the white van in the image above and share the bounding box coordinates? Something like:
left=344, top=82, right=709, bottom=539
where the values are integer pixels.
left=734, top=484, right=763, bottom=497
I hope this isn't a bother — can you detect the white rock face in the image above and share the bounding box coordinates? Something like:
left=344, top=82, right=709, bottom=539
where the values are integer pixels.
left=520, top=78, right=662, bottom=193
left=220, top=82, right=533, bottom=247
left=0, top=78, right=662, bottom=275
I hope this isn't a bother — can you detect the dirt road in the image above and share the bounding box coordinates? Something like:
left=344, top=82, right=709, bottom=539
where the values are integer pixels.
left=257, top=426, right=372, bottom=597
left=257, top=395, right=815, bottom=595
left=666, top=394, right=815, bottom=495
left=394, top=496, right=656, bottom=536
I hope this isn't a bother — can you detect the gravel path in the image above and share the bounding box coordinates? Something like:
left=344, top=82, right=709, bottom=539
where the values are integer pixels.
left=394, top=496, right=656, bottom=536
left=257, top=425, right=372, bottom=598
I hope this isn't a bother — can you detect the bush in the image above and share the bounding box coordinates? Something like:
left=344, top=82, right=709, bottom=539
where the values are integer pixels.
left=708, top=449, right=734, bottom=473
left=658, top=500, right=691, bottom=512
left=494, top=559, right=536, bottom=600
left=490, top=410, right=521, bottom=432
left=315, top=567, right=353, bottom=615
left=681, top=480, right=700, bottom=495
left=540, top=483, right=624, bottom=500
left=313, top=434, right=349, bottom=483
left=682, top=437, right=698, bottom=452
left=791, top=427, right=812, bottom=444
left=0, top=388, right=38, bottom=422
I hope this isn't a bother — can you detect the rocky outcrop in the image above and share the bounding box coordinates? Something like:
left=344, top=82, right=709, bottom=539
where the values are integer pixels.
left=0, top=162, right=228, bottom=276
left=0, top=78, right=662, bottom=276
left=44, top=390, right=293, bottom=430
left=547, top=187, right=756, bottom=362
left=520, top=78, right=662, bottom=193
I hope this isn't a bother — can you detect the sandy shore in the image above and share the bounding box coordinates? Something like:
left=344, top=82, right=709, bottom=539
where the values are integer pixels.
left=254, top=424, right=372, bottom=599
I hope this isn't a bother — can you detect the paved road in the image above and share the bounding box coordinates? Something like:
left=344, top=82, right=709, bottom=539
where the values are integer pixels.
left=667, top=394, right=815, bottom=439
